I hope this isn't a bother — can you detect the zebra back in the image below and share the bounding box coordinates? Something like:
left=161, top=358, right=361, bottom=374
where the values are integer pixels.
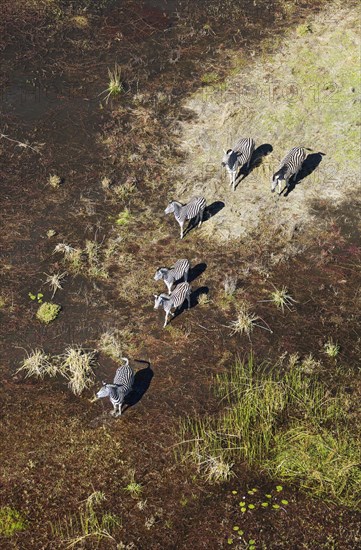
left=279, top=147, right=306, bottom=173
left=170, top=282, right=190, bottom=309
left=113, top=363, right=135, bottom=392
left=169, top=259, right=190, bottom=281
left=232, top=137, right=255, bottom=163
left=184, top=196, right=206, bottom=221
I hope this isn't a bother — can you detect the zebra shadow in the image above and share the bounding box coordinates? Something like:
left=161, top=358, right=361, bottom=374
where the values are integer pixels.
left=205, top=201, right=225, bottom=220
left=123, top=360, right=154, bottom=411
left=237, top=143, right=273, bottom=183
left=188, top=262, right=207, bottom=283
left=284, top=152, right=325, bottom=196
left=171, top=286, right=209, bottom=322
left=184, top=202, right=224, bottom=237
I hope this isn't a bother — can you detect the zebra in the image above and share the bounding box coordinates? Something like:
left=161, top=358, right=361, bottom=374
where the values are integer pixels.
left=154, top=282, right=191, bottom=328
left=165, top=196, right=206, bottom=239
left=271, top=146, right=307, bottom=195
left=221, top=137, right=255, bottom=191
left=96, top=357, right=135, bottom=417
left=154, top=259, right=190, bottom=293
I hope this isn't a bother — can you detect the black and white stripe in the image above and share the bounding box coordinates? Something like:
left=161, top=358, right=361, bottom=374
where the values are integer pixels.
left=96, top=358, right=134, bottom=417
left=154, top=281, right=191, bottom=327
left=154, top=259, right=190, bottom=293
left=165, top=196, right=206, bottom=239
left=222, top=137, right=255, bottom=191
left=271, top=146, right=307, bottom=194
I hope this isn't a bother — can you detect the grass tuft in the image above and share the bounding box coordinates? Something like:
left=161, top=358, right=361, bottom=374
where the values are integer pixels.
left=44, top=271, right=67, bottom=298
left=229, top=304, right=259, bottom=336
left=48, top=174, right=62, bottom=188
left=52, top=491, right=120, bottom=548
left=16, top=349, right=58, bottom=379
left=60, top=347, right=97, bottom=396
left=124, top=471, right=143, bottom=499
left=101, top=63, right=124, bottom=104
left=324, top=339, right=340, bottom=358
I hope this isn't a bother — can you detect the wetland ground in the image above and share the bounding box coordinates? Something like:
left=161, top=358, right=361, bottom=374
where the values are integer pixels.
left=0, top=0, right=360, bottom=548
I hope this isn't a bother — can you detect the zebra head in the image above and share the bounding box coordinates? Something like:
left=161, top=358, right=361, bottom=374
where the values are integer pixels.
left=271, top=168, right=286, bottom=193
left=221, top=149, right=236, bottom=168
left=164, top=201, right=176, bottom=215
left=96, top=383, right=111, bottom=399
left=153, top=293, right=169, bottom=309
left=154, top=267, right=167, bottom=281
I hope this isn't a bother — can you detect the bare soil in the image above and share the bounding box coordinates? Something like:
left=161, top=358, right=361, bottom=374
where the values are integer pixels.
left=0, top=1, right=360, bottom=549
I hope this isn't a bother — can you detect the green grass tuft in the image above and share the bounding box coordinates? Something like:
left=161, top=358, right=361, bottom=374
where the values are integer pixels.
left=0, top=506, right=27, bottom=537
left=179, top=354, right=359, bottom=506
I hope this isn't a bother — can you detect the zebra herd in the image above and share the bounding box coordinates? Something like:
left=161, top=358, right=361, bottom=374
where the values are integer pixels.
left=97, top=141, right=310, bottom=415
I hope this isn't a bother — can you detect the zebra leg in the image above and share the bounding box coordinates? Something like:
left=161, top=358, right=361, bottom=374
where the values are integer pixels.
left=184, top=268, right=189, bottom=282
left=180, top=221, right=184, bottom=239
left=198, top=209, right=204, bottom=227
left=163, top=311, right=169, bottom=328
left=187, top=290, right=191, bottom=309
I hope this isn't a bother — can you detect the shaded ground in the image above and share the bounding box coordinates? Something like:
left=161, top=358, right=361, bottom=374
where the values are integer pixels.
left=0, top=0, right=360, bottom=549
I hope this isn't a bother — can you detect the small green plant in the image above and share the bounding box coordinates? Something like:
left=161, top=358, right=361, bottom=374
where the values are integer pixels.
left=46, top=229, right=57, bottom=238
left=101, top=63, right=123, bottom=104
left=0, top=506, right=27, bottom=537
left=324, top=339, right=340, bottom=358
left=29, top=291, right=43, bottom=303
left=0, top=294, right=6, bottom=309
left=124, top=471, right=143, bottom=499
left=48, top=174, right=62, bottom=188
left=60, top=347, right=97, bottom=396
left=115, top=209, right=131, bottom=226
left=296, top=22, right=312, bottom=36
left=201, top=71, right=219, bottom=85
left=36, top=302, right=61, bottom=324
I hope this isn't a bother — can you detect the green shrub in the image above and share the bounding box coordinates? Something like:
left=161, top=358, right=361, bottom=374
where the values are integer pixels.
left=0, top=506, right=27, bottom=537
left=36, top=302, right=61, bottom=324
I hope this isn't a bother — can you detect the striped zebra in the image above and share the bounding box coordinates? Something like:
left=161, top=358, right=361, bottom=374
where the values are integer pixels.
left=96, top=357, right=135, bottom=417
left=271, top=146, right=307, bottom=195
left=165, top=196, right=206, bottom=239
left=154, top=259, right=190, bottom=293
left=154, top=282, right=191, bottom=328
left=222, top=137, right=255, bottom=191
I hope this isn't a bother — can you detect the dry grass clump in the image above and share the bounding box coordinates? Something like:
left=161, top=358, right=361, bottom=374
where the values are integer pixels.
left=101, top=176, right=112, bottom=190
left=300, top=353, right=322, bottom=374
left=48, top=174, right=62, bottom=188
left=44, top=272, right=67, bottom=298
left=229, top=303, right=260, bottom=336
left=197, top=293, right=210, bottom=306
left=261, top=285, right=297, bottom=312
left=60, top=347, right=97, bottom=396
left=16, top=349, right=58, bottom=379
left=203, top=455, right=234, bottom=483
left=98, top=328, right=135, bottom=361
